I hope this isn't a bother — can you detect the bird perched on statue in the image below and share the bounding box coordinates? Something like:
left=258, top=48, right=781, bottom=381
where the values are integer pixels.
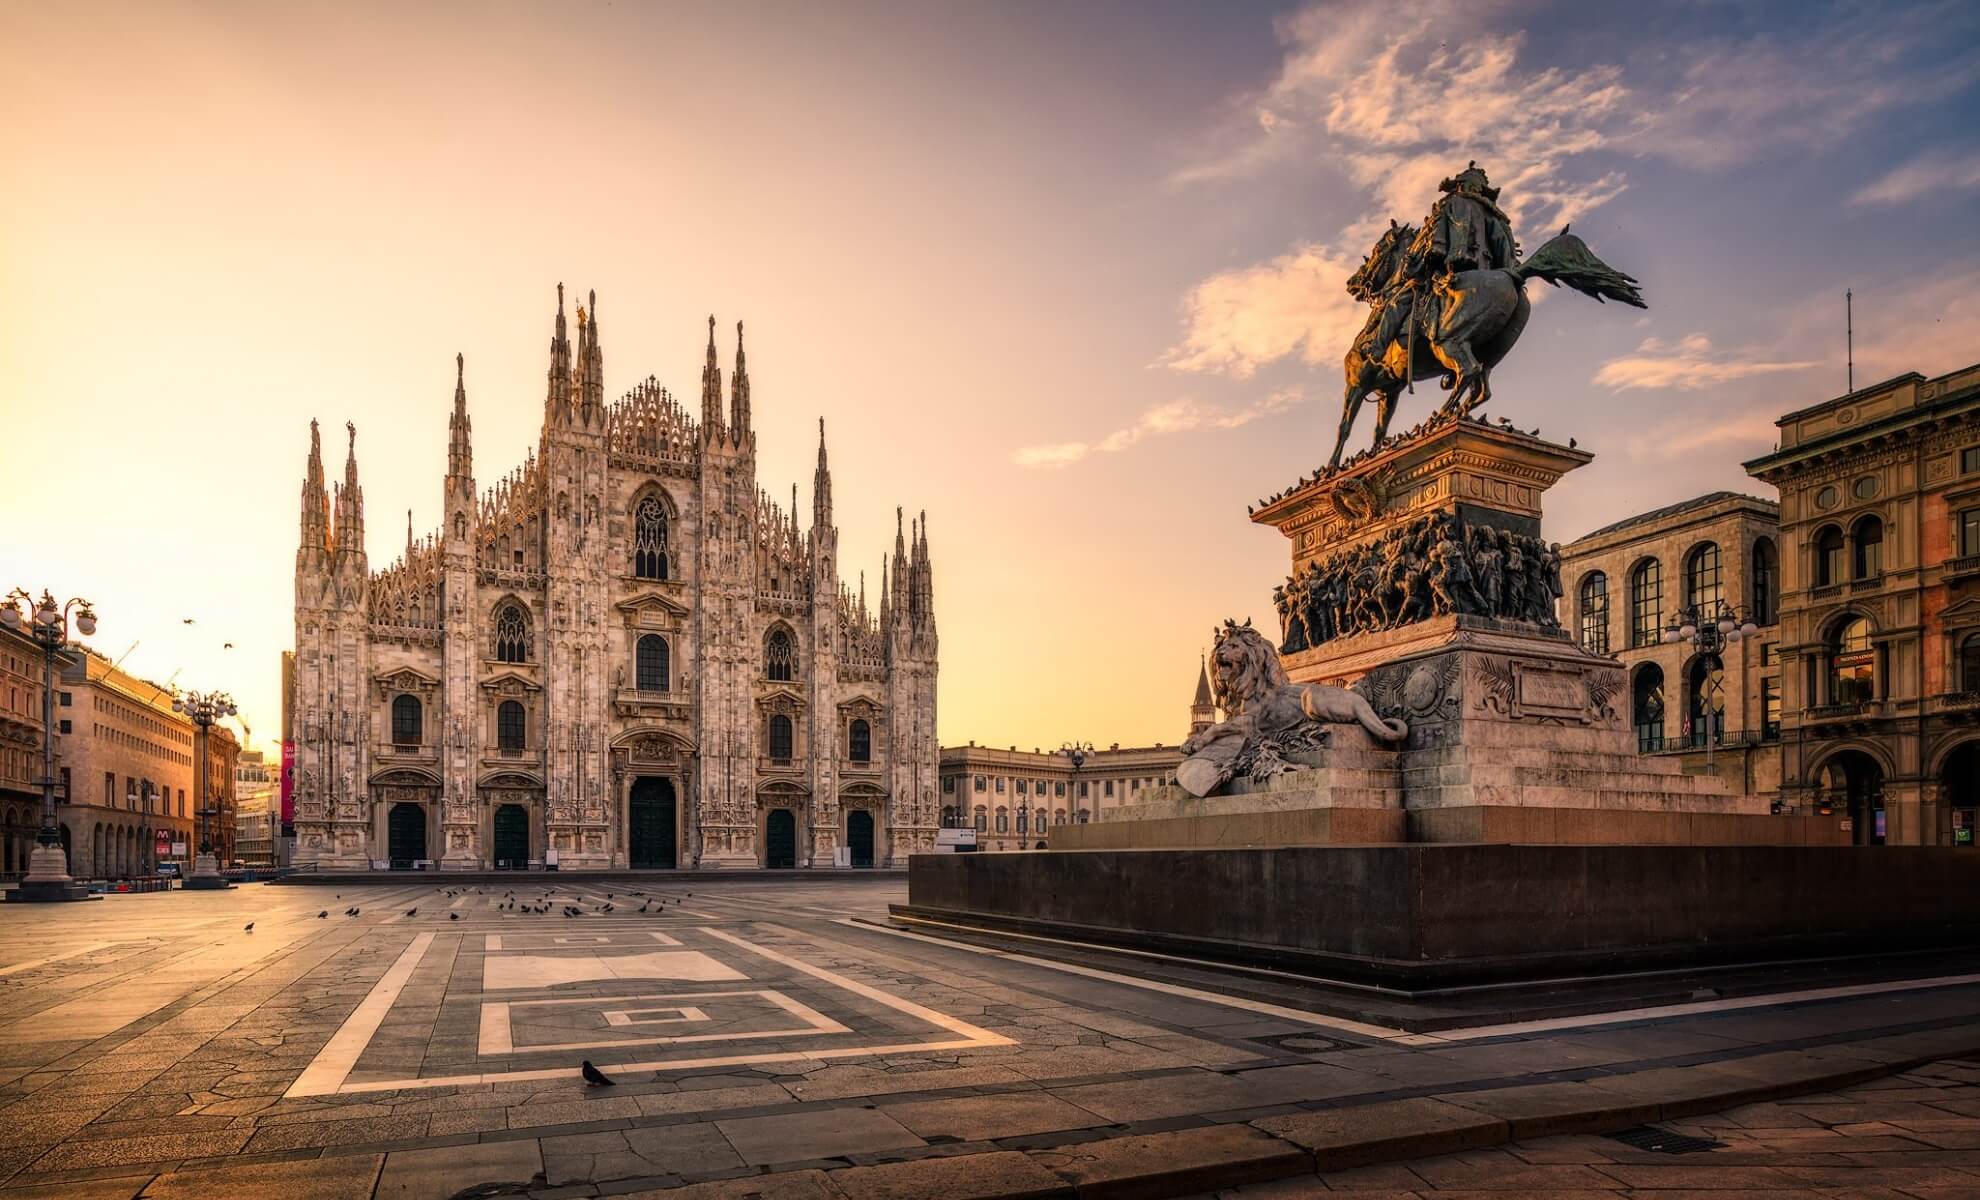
left=580, top=1061, right=615, bottom=1087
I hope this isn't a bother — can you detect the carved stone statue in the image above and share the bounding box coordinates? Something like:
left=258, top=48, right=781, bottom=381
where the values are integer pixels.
left=1328, top=162, right=1646, bottom=471
left=1177, top=620, right=1408, bottom=797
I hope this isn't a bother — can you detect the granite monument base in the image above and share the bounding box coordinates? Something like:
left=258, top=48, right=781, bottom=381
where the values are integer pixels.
left=896, top=845, right=1980, bottom=989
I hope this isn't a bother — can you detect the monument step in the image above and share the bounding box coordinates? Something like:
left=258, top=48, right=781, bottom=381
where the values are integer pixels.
left=1415, top=782, right=1766, bottom=814
left=1405, top=764, right=1727, bottom=796
left=1401, top=745, right=1689, bottom=775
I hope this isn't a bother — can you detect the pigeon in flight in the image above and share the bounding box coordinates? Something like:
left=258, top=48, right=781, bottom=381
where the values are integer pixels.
left=243, top=922, right=254, bottom=932
left=580, top=1060, right=615, bottom=1087
left=317, top=911, right=328, bottom=919
left=449, top=913, right=460, bottom=921
left=405, top=908, right=418, bottom=917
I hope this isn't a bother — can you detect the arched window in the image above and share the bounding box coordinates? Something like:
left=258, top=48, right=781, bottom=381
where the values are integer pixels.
left=1853, top=515, right=1883, bottom=579
left=1963, top=634, right=1980, bottom=695
left=1684, top=543, right=1722, bottom=613
left=1629, top=560, right=1663, bottom=648
left=767, top=714, right=793, bottom=761
left=493, top=603, right=529, bottom=663
left=1577, top=572, right=1610, bottom=654
left=633, top=496, right=669, bottom=580
left=636, top=634, right=669, bottom=692
left=390, top=695, right=422, bottom=747
left=849, top=719, right=871, bottom=763
left=1077, top=809, right=1090, bottom=823
left=1632, top=664, right=1665, bottom=752
left=1815, top=526, right=1845, bottom=587
left=765, top=628, right=796, bottom=682
left=1832, top=617, right=1875, bottom=705
left=1751, top=537, right=1778, bottom=624
left=1685, top=654, right=1723, bottom=748
left=497, top=700, right=526, bottom=750
left=995, top=808, right=1008, bottom=833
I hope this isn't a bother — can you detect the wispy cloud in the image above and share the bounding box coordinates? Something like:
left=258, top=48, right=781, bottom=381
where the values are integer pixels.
left=1850, top=150, right=1980, bottom=207
left=1593, top=334, right=1818, bottom=392
left=1627, top=6, right=1980, bottom=170
left=1163, top=0, right=1631, bottom=381
left=1013, top=389, right=1305, bottom=468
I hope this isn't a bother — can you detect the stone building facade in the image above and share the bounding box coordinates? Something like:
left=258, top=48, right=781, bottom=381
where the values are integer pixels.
left=1557, top=492, right=1784, bottom=800
left=937, top=662, right=1207, bottom=852
left=1, top=622, right=47, bottom=876
left=1747, top=362, right=1980, bottom=846
left=233, top=749, right=278, bottom=866
left=292, top=289, right=939, bottom=871
left=40, top=647, right=230, bottom=878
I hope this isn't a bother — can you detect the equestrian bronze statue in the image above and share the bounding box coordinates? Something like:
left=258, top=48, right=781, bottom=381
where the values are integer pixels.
left=1327, top=163, right=1645, bottom=472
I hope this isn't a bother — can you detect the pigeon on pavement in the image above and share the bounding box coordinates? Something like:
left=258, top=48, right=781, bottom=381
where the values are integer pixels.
left=580, top=1060, right=615, bottom=1087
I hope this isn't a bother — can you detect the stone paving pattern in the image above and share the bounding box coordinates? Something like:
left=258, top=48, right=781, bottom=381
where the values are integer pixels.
left=0, top=878, right=1976, bottom=1198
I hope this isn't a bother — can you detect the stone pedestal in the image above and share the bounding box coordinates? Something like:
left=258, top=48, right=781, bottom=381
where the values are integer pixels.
left=5, top=843, right=100, bottom=902
left=1147, top=418, right=1773, bottom=839
left=183, top=851, right=234, bottom=890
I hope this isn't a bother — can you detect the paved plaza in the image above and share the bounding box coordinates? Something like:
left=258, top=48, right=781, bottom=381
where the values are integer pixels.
left=0, top=878, right=1977, bottom=1198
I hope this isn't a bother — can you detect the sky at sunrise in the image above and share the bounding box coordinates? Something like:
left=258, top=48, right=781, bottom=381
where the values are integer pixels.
left=4, top=0, right=1979, bottom=754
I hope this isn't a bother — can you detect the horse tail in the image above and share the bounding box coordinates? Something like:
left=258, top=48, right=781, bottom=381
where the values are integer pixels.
left=1516, top=230, right=1646, bottom=308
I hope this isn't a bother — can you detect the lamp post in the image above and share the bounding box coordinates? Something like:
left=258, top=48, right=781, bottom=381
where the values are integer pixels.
left=174, top=689, right=237, bottom=890
left=1059, top=742, right=1094, bottom=822
left=1, top=588, right=100, bottom=903
left=1661, top=603, right=1760, bottom=773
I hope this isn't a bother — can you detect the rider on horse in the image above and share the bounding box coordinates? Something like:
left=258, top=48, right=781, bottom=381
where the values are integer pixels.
left=1378, top=162, right=1520, bottom=362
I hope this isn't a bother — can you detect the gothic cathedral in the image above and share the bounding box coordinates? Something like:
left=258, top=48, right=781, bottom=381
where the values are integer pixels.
left=291, top=288, right=939, bottom=870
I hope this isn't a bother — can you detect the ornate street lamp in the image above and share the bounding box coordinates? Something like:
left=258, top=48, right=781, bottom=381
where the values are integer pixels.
left=1, top=588, right=100, bottom=903
left=173, top=689, right=238, bottom=890
left=1059, top=742, right=1095, bottom=824
left=1661, top=603, right=1760, bottom=772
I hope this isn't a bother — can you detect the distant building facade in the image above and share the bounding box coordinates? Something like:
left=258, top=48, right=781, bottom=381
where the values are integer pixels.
left=1, top=622, right=47, bottom=876
left=938, top=662, right=1207, bottom=851
left=1557, top=492, right=1784, bottom=799
left=234, top=749, right=278, bottom=866
left=1747, top=362, right=1980, bottom=846
left=291, top=290, right=938, bottom=871
left=44, top=648, right=209, bottom=877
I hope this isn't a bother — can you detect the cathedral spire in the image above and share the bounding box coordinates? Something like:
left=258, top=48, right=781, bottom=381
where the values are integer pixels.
left=700, top=314, right=724, bottom=438
left=812, top=417, right=833, bottom=529
left=546, top=283, right=573, bottom=427
left=729, top=320, right=751, bottom=437
left=448, top=352, right=474, bottom=490
left=299, top=418, right=329, bottom=560
left=1190, top=654, right=1216, bottom=735
left=579, top=288, right=604, bottom=422
left=335, top=421, right=364, bottom=560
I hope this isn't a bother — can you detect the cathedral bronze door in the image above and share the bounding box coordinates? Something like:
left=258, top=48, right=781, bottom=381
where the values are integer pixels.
left=493, top=804, right=528, bottom=870
left=765, top=808, right=796, bottom=869
left=388, top=802, right=426, bottom=868
left=629, top=778, right=676, bottom=869
left=847, top=809, right=874, bottom=868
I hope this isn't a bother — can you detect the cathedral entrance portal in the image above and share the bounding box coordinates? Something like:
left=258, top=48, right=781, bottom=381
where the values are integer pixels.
left=765, top=809, right=796, bottom=869
left=847, top=809, right=874, bottom=868
left=629, top=777, right=677, bottom=869
left=493, top=804, right=528, bottom=869
left=388, top=802, right=426, bottom=868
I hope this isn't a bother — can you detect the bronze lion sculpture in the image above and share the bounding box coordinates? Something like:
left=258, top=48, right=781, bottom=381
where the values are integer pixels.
left=1176, top=620, right=1407, bottom=797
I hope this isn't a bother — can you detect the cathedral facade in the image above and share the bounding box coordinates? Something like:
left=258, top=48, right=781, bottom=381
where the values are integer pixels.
left=291, top=288, right=938, bottom=871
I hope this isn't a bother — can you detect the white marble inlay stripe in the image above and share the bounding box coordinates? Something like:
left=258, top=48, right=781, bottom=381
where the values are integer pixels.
left=287, top=933, right=436, bottom=1098
left=0, top=943, right=112, bottom=977
left=477, top=987, right=848, bottom=1054
left=482, top=951, right=744, bottom=990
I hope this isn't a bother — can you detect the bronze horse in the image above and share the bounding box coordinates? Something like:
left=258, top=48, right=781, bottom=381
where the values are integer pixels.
left=1328, top=223, right=1645, bottom=471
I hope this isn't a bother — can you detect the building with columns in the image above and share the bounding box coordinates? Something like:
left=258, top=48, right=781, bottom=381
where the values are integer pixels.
left=291, top=287, right=939, bottom=871
left=1747, top=361, right=1980, bottom=846
left=1556, top=492, right=1785, bottom=800
left=937, top=659, right=1209, bottom=852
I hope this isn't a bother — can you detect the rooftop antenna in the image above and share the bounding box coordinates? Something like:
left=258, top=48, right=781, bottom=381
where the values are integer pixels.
left=1846, top=288, right=1854, bottom=394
